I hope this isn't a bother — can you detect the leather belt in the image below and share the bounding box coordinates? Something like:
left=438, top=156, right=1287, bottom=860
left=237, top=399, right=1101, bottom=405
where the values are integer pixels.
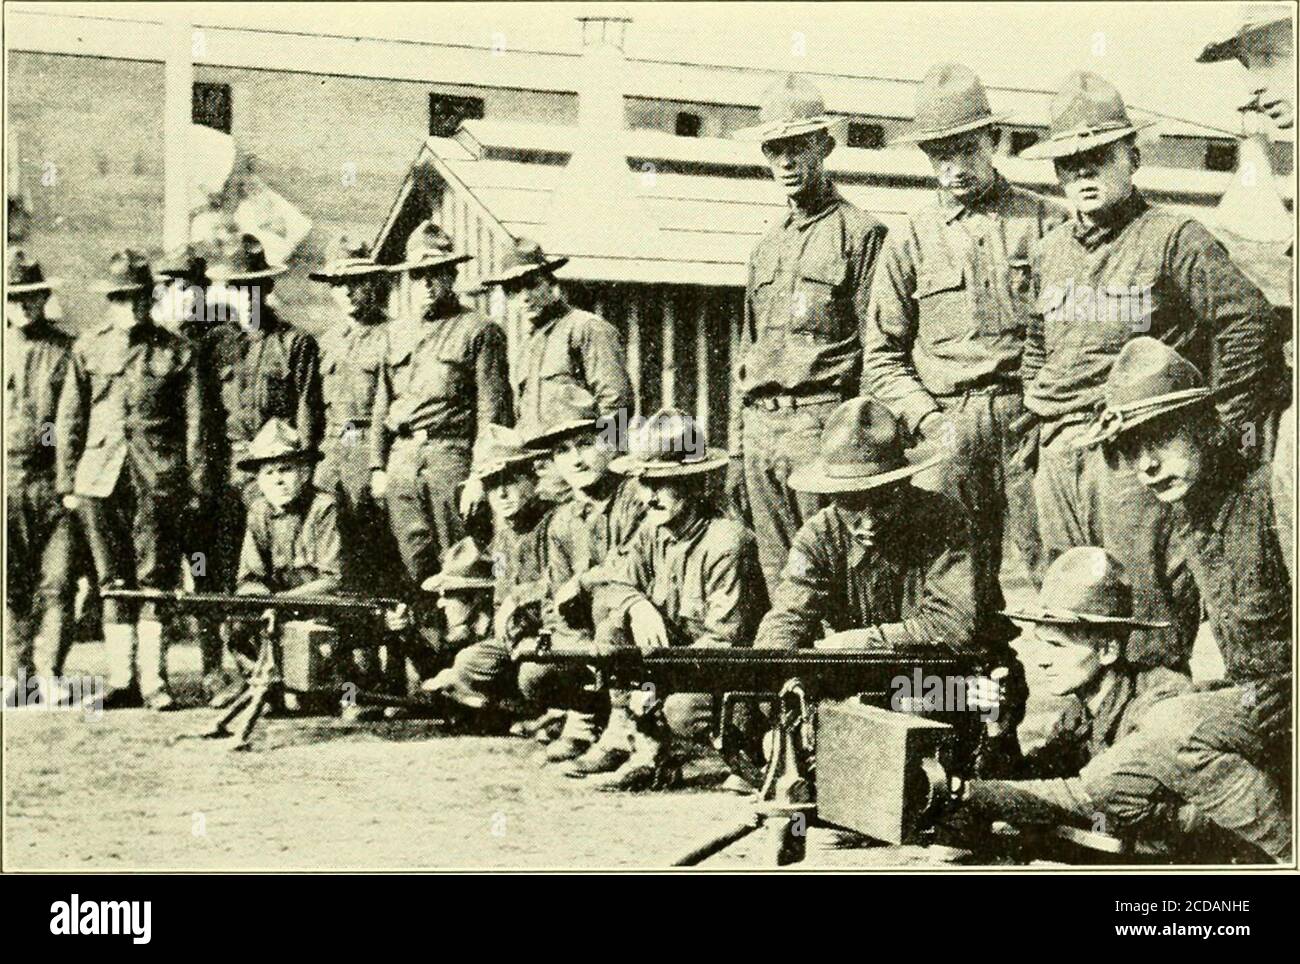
left=746, top=391, right=841, bottom=412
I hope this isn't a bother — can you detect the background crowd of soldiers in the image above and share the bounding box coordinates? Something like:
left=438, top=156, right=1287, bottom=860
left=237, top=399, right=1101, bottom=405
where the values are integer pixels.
left=4, top=53, right=1294, bottom=858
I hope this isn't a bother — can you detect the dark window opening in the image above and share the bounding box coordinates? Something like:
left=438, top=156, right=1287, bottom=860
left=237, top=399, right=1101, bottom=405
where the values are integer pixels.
left=430, top=93, right=485, bottom=137
left=1010, top=130, right=1041, bottom=156
left=1205, top=141, right=1239, bottom=172
left=847, top=122, right=885, bottom=149
left=192, top=82, right=232, bottom=133
left=675, top=112, right=703, bottom=137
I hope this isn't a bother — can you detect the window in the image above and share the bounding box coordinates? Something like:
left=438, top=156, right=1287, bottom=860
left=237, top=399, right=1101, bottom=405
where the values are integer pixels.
left=1205, top=140, right=1238, bottom=172
left=1010, top=130, right=1041, bottom=156
left=847, top=122, right=885, bottom=149
left=429, top=93, right=485, bottom=136
left=192, top=82, right=232, bottom=133
left=675, top=112, right=703, bottom=137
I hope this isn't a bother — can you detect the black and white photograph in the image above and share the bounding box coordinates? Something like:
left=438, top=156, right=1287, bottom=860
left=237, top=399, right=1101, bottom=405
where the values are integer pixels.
left=1, top=0, right=1296, bottom=881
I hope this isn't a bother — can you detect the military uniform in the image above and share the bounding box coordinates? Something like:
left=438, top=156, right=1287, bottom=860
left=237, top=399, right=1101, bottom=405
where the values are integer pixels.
left=236, top=490, right=342, bottom=597
left=731, top=163, right=887, bottom=594
left=1020, top=75, right=1279, bottom=671
left=6, top=255, right=78, bottom=695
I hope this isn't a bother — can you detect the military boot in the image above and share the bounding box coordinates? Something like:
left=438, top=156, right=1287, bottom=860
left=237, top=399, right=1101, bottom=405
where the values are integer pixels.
left=541, top=710, right=598, bottom=765
left=562, top=689, right=636, bottom=778
left=136, top=620, right=177, bottom=711
left=97, top=622, right=141, bottom=710
left=592, top=724, right=680, bottom=793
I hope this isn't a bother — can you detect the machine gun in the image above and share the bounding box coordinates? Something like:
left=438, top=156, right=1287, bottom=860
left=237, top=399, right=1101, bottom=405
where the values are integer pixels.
left=513, top=636, right=989, bottom=865
left=100, top=587, right=421, bottom=750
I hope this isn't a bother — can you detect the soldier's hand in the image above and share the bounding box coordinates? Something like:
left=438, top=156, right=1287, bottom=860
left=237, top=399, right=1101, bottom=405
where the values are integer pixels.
left=627, top=600, right=670, bottom=653
left=384, top=602, right=413, bottom=633
left=554, top=576, right=587, bottom=627
left=724, top=455, right=750, bottom=525
left=967, top=668, right=1008, bottom=737
left=62, top=495, right=80, bottom=511
left=915, top=408, right=946, bottom=442
left=459, top=476, right=485, bottom=518
left=370, top=469, right=389, bottom=499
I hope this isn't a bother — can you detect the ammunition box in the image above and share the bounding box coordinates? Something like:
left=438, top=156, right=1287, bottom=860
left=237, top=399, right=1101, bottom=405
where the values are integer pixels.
left=278, top=620, right=339, bottom=692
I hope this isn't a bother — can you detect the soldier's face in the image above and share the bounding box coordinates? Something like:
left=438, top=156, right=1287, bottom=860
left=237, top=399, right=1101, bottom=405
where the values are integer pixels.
left=153, top=279, right=199, bottom=331
left=487, top=472, right=537, bottom=522
left=1119, top=421, right=1205, bottom=504
left=6, top=294, right=46, bottom=327
left=641, top=476, right=694, bottom=530
left=834, top=484, right=905, bottom=545
left=412, top=268, right=455, bottom=314
left=920, top=129, right=998, bottom=201
left=257, top=461, right=312, bottom=510
left=506, top=273, right=557, bottom=325
left=437, top=594, right=480, bottom=645
left=106, top=296, right=146, bottom=329
left=1032, top=624, right=1118, bottom=697
left=335, top=277, right=385, bottom=319
left=554, top=431, right=616, bottom=493
left=1055, top=141, right=1138, bottom=219
left=761, top=131, right=830, bottom=200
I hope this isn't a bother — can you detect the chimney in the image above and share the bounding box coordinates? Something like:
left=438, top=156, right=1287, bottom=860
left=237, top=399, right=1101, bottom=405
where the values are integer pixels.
left=542, top=15, right=662, bottom=266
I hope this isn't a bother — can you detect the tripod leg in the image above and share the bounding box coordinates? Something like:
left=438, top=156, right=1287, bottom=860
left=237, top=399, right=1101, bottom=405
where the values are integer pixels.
left=230, top=684, right=272, bottom=752
left=670, top=816, right=762, bottom=867
left=172, top=687, right=253, bottom=743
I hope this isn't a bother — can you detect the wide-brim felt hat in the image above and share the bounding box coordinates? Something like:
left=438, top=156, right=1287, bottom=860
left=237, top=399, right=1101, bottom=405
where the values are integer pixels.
left=1020, top=71, right=1154, bottom=161
left=471, top=424, right=540, bottom=484
left=891, top=62, right=1010, bottom=146
left=6, top=249, right=59, bottom=295
left=733, top=73, right=839, bottom=143
left=309, top=234, right=391, bottom=282
left=478, top=237, right=567, bottom=287
left=156, top=244, right=210, bottom=284
left=389, top=219, right=473, bottom=274
left=609, top=407, right=729, bottom=477
left=89, top=249, right=155, bottom=296
left=1003, top=546, right=1169, bottom=628
left=206, top=234, right=288, bottom=284
left=235, top=417, right=323, bottom=471
left=421, top=537, right=496, bottom=593
left=1074, top=337, right=1214, bottom=449
left=787, top=397, right=944, bottom=494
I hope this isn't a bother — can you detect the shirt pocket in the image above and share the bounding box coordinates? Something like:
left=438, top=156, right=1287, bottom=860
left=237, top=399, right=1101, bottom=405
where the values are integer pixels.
left=792, top=258, right=848, bottom=340
left=133, top=351, right=181, bottom=418
left=257, top=362, right=294, bottom=419
left=913, top=265, right=968, bottom=345
left=750, top=255, right=782, bottom=331
left=1006, top=257, right=1037, bottom=324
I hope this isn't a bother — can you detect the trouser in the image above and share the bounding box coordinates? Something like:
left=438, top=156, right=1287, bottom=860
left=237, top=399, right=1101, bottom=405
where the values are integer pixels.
left=77, top=469, right=184, bottom=625
left=445, top=633, right=518, bottom=699
left=320, top=447, right=405, bottom=596
left=179, top=483, right=244, bottom=676
left=5, top=473, right=77, bottom=680
left=741, top=396, right=838, bottom=594
left=1033, top=419, right=1199, bottom=671
left=911, top=390, right=1039, bottom=620
left=1081, top=687, right=1292, bottom=861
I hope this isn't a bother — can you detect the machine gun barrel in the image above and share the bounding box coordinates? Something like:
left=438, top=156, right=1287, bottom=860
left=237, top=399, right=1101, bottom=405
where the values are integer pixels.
left=512, top=639, right=976, bottom=699
left=98, top=588, right=404, bottom=622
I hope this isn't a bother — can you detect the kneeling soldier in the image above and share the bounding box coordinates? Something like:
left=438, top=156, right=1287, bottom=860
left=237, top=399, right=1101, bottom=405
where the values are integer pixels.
left=57, top=251, right=211, bottom=710
left=586, top=409, right=767, bottom=790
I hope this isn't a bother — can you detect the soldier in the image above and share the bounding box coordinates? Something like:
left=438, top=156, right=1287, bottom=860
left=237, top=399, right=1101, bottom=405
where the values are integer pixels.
left=480, top=237, right=634, bottom=437
left=754, top=397, right=1015, bottom=660
left=585, top=409, right=767, bottom=791
left=5, top=250, right=77, bottom=707
left=56, top=251, right=210, bottom=710
left=424, top=425, right=554, bottom=713
left=517, top=385, right=647, bottom=775
left=1019, top=72, right=1279, bottom=672
left=155, top=244, right=239, bottom=698
left=952, top=546, right=1289, bottom=861
left=864, top=64, right=1068, bottom=608
left=728, top=74, right=889, bottom=594
left=308, top=236, right=403, bottom=593
left=369, top=221, right=512, bottom=676
left=1068, top=337, right=1292, bottom=859
left=418, top=538, right=501, bottom=721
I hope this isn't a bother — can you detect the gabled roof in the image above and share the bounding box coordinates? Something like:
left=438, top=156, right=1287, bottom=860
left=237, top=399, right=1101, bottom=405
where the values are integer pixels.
left=375, top=119, right=1293, bottom=288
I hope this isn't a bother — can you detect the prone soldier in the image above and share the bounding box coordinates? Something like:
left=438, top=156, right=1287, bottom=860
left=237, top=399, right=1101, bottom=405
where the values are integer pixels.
left=56, top=251, right=211, bottom=710
left=863, top=63, right=1068, bottom=607
left=585, top=409, right=768, bottom=791
left=370, top=221, right=512, bottom=676
left=728, top=73, right=889, bottom=594
left=1018, top=72, right=1279, bottom=672
left=5, top=250, right=78, bottom=706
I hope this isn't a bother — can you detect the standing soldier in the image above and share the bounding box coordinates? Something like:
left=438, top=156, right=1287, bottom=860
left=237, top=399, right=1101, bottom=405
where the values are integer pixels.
left=308, top=236, right=402, bottom=593
left=481, top=237, right=634, bottom=439
left=864, top=63, right=1067, bottom=611
left=370, top=221, right=512, bottom=675
left=5, top=251, right=77, bottom=707
left=728, top=73, right=889, bottom=594
left=1019, top=72, right=1278, bottom=671
left=56, top=251, right=210, bottom=710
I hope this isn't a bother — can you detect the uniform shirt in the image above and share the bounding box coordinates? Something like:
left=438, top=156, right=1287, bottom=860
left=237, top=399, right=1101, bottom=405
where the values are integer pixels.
left=965, top=666, right=1190, bottom=822
left=1176, top=456, right=1292, bottom=682
left=546, top=477, right=647, bottom=593
left=236, top=489, right=342, bottom=596
left=1023, top=190, right=1277, bottom=437
left=56, top=321, right=209, bottom=500
left=370, top=299, right=512, bottom=469
left=492, top=497, right=555, bottom=609
left=214, top=308, right=323, bottom=466
left=179, top=308, right=241, bottom=489
left=592, top=511, right=767, bottom=648
left=863, top=175, right=1067, bottom=434
left=729, top=183, right=887, bottom=452
left=516, top=300, right=633, bottom=430
left=318, top=314, right=388, bottom=487
left=754, top=487, right=980, bottom=651
left=6, top=321, right=73, bottom=476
